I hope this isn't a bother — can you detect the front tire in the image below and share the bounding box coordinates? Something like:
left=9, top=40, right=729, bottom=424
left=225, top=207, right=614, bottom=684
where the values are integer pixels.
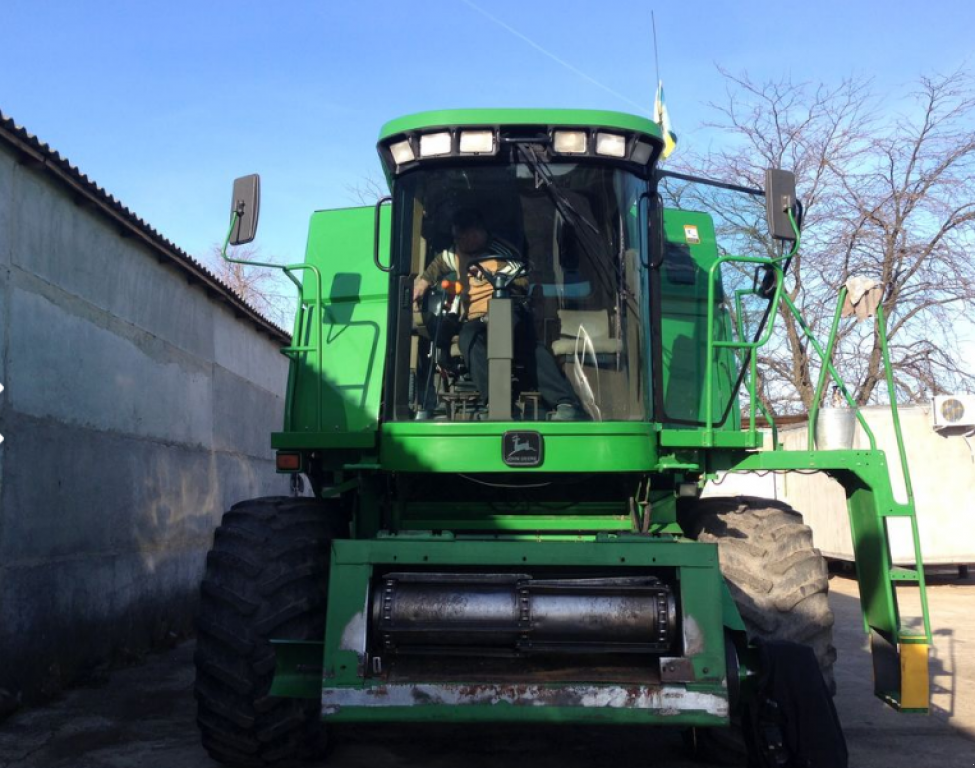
left=681, top=495, right=836, bottom=690
left=194, top=496, right=347, bottom=767
left=680, top=496, right=838, bottom=767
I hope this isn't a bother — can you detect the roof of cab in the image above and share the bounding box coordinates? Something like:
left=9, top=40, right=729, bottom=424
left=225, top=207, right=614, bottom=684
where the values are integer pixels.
left=378, top=108, right=662, bottom=142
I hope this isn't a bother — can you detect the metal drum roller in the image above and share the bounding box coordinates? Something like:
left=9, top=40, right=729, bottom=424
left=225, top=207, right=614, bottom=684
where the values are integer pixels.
left=372, top=573, right=677, bottom=655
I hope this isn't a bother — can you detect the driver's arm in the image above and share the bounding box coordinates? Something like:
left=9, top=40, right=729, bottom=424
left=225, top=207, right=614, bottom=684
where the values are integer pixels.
left=413, top=253, right=450, bottom=304
left=412, top=277, right=432, bottom=304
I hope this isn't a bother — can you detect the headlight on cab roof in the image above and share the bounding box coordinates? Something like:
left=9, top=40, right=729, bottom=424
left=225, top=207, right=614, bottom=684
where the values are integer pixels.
left=595, top=132, right=626, bottom=158
left=553, top=130, right=587, bottom=154
left=389, top=139, right=415, bottom=165
left=380, top=125, right=660, bottom=176
left=631, top=141, right=654, bottom=165
left=419, top=132, right=452, bottom=157
left=459, top=130, right=496, bottom=154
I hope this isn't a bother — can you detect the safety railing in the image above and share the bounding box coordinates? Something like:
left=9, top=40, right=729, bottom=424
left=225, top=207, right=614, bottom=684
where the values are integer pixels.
left=700, top=213, right=932, bottom=653
left=220, top=212, right=327, bottom=432
left=701, top=211, right=883, bottom=455
left=700, top=210, right=799, bottom=446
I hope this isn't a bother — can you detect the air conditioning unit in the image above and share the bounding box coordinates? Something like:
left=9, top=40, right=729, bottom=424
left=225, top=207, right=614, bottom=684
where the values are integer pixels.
left=932, top=394, right=975, bottom=429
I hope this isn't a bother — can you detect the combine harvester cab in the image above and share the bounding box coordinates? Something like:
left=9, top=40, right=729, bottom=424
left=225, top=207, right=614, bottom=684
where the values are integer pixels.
left=194, top=109, right=931, bottom=768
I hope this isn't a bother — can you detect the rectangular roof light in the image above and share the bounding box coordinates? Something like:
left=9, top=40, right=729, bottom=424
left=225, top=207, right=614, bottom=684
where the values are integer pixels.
left=419, top=132, right=452, bottom=157
left=389, top=139, right=415, bottom=165
left=459, top=129, right=496, bottom=154
left=553, top=130, right=587, bottom=154
left=631, top=141, right=654, bottom=165
left=595, top=132, right=626, bottom=158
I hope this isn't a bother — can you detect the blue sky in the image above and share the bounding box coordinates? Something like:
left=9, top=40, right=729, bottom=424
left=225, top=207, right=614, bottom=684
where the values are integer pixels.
left=1, top=0, right=972, bottom=266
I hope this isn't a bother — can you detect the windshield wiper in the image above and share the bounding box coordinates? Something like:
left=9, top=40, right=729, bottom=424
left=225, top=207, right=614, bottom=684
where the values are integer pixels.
left=514, top=143, right=623, bottom=298
left=516, top=143, right=599, bottom=237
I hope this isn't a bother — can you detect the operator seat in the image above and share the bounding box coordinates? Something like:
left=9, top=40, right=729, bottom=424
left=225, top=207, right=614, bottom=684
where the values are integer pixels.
left=551, top=309, right=623, bottom=360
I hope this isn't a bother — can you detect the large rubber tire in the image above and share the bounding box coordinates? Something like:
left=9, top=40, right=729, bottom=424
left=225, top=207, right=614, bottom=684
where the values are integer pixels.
left=194, top=496, right=347, bottom=767
left=679, top=496, right=837, bottom=767
left=681, top=496, right=836, bottom=691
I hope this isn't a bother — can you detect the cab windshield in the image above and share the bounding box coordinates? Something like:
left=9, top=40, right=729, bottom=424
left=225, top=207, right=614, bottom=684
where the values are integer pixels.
left=390, top=161, right=648, bottom=422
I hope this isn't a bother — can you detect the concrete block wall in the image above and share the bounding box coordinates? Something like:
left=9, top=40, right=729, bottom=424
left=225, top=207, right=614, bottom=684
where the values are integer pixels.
left=0, top=139, right=293, bottom=705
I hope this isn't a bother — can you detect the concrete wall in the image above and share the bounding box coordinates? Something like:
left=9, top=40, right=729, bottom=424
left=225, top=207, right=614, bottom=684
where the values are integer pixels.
left=0, top=140, right=292, bottom=705
left=703, top=405, right=975, bottom=565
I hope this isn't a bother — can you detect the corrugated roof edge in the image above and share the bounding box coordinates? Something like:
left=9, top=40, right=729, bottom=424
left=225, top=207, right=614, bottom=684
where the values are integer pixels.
left=0, top=110, right=290, bottom=344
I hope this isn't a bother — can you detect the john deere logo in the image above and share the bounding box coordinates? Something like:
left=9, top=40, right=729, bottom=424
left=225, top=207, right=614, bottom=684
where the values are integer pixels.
left=503, top=431, right=543, bottom=467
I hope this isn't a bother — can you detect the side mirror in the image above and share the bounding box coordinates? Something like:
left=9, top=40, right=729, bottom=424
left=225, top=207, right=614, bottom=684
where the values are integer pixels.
left=229, top=174, right=261, bottom=245
left=765, top=168, right=797, bottom=241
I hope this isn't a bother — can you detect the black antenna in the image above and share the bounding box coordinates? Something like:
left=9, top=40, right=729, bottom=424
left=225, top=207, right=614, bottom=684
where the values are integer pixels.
left=651, top=10, right=661, bottom=92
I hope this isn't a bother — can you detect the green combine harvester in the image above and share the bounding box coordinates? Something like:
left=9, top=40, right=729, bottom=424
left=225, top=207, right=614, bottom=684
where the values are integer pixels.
left=194, top=108, right=932, bottom=767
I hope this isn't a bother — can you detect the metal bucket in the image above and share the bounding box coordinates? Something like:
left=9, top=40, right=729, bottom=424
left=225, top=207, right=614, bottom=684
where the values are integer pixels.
left=815, top=407, right=857, bottom=450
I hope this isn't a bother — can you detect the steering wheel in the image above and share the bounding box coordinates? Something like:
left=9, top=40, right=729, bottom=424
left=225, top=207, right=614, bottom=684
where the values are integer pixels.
left=467, top=255, right=528, bottom=295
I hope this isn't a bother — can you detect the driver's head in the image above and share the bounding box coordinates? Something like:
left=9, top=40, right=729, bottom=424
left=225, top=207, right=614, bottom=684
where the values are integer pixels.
left=451, top=207, right=488, bottom=256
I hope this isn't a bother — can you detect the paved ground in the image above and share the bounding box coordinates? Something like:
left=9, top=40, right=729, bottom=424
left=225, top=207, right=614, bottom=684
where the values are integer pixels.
left=1, top=571, right=972, bottom=768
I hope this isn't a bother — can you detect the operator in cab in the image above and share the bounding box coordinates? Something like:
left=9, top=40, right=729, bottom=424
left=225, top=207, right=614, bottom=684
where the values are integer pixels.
left=413, top=207, right=583, bottom=420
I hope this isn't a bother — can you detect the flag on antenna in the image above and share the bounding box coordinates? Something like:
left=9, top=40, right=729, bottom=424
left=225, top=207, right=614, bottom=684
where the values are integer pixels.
left=653, top=81, right=677, bottom=159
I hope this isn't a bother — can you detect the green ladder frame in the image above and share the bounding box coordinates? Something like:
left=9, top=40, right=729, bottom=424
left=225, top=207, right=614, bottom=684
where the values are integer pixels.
left=664, top=217, right=932, bottom=711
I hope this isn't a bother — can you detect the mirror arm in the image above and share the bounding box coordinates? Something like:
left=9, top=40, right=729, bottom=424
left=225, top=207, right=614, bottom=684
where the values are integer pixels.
left=772, top=207, right=802, bottom=265
left=218, top=210, right=300, bottom=289
left=219, top=211, right=239, bottom=262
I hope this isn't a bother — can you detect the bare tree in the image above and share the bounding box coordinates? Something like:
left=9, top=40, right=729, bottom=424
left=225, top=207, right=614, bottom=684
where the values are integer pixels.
left=679, top=67, right=975, bottom=414
left=207, top=245, right=298, bottom=330
left=345, top=173, right=389, bottom=205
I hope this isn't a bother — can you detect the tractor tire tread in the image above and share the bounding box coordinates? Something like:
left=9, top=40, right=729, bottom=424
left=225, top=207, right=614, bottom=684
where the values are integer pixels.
left=195, top=496, right=345, bottom=767
left=681, top=496, right=836, bottom=693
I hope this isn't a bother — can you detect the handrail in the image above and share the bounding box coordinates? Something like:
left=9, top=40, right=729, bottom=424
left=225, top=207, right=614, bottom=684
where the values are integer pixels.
left=877, top=302, right=914, bottom=504
left=696, top=209, right=883, bottom=453
left=691, top=202, right=933, bottom=678
left=732, top=286, right=780, bottom=449
left=781, top=292, right=877, bottom=451
left=373, top=196, right=393, bottom=272
left=220, top=211, right=327, bottom=432
left=700, top=210, right=802, bottom=445
left=876, top=301, right=930, bottom=641
left=278, top=264, right=325, bottom=432
left=756, top=399, right=779, bottom=449
left=730, top=287, right=781, bottom=449
left=807, top=287, right=848, bottom=451
left=733, top=288, right=755, bottom=435
left=733, top=287, right=764, bottom=440
left=703, top=255, right=785, bottom=445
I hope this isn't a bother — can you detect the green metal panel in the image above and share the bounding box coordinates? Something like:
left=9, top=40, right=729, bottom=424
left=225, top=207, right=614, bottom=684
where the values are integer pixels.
left=270, top=640, right=322, bottom=699
left=309, top=537, right=730, bottom=726
left=658, top=209, right=740, bottom=428
left=379, top=109, right=663, bottom=142
left=659, top=430, right=762, bottom=449
left=399, top=506, right=631, bottom=533
left=380, top=421, right=658, bottom=473
left=276, top=206, right=389, bottom=441
left=328, top=534, right=715, bottom=566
